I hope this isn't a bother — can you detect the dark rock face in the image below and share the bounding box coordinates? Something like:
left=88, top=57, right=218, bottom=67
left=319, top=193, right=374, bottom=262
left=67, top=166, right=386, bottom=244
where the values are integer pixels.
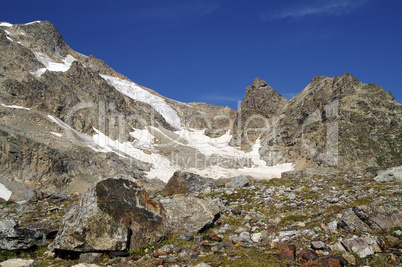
left=0, top=21, right=169, bottom=193
left=0, top=219, right=49, bottom=250
left=50, top=178, right=168, bottom=252
left=163, top=171, right=216, bottom=195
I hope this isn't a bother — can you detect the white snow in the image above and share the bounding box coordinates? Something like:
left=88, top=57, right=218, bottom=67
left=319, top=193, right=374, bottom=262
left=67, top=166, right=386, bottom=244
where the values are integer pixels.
left=0, top=183, right=12, bottom=201
left=51, top=132, right=62, bottom=137
left=25, top=20, right=42, bottom=25
left=30, top=52, right=77, bottom=77
left=143, top=126, right=294, bottom=182
left=6, top=36, right=14, bottom=42
left=1, top=103, right=30, bottom=110
left=0, top=22, right=13, bottom=27
left=4, top=30, right=10, bottom=35
left=100, top=75, right=182, bottom=130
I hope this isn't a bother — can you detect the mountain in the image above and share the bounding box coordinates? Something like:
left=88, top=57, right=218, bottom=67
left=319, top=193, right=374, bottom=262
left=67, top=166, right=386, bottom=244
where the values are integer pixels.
left=254, top=73, right=401, bottom=170
left=0, top=21, right=400, bottom=201
left=0, top=21, right=291, bottom=200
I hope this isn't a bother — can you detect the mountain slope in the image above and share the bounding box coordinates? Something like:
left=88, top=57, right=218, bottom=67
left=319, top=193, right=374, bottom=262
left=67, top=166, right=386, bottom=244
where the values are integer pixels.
left=0, top=21, right=294, bottom=200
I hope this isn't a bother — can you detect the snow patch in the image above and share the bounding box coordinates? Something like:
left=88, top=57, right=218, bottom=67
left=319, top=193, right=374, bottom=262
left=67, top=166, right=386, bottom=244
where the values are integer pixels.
left=6, top=36, right=14, bottom=42
left=0, top=183, right=12, bottom=201
left=186, top=163, right=294, bottom=180
left=31, top=52, right=77, bottom=77
left=101, top=74, right=182, bottom=129
left=51, top=132, right=62, bottom=137
left=1, top=103, right=30, bottom=110
left=4, top=30, right=10, bottom=35
left=25, top=20, right=42, bottom=25
left=0, top=22, right=13, bottom=27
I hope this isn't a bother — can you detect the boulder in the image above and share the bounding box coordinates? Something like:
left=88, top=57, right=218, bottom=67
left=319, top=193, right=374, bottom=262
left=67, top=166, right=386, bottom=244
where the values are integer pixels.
left=162, top=171, right=216, bottom=195
left=0, top=259, right=36, bottom=267
left=300, top=255, right=347, bottom=267
left=50, top=178, right=167, bottom=252
left=339, top=205, right=402, bottom=231
left=353, top=205, right=402, bottom=230
left=341, top=234, right=382, bottom=258
left=225, top=175, right=250, bottom=188
left=0, top=219, right=49, bottom=250
left=338, top=208, right=370, bottom=232
left=374, top=166, right=402, bottom=182
left=47, top=193, right=69, bottom=203
left=163, top=194, right=220, bottom=235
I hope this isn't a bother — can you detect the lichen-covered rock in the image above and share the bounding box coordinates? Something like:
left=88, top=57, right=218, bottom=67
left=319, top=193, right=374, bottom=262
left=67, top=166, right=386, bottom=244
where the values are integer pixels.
left=374, top=166, right=402, bottom=182
left=341, top=234, right=382, bottom=258
left=225, top=175, right=250, bottom=188
left=163, top=171, right=216, bottom=195
left=0, top=219, right=49, bottom=250
left=50, top=178, right=167, bottom=252
left=0, top=259, right=36, bottom=267
left=338, top=205, right=402, bottom=231
left=163, top=194, right=220, bottom=235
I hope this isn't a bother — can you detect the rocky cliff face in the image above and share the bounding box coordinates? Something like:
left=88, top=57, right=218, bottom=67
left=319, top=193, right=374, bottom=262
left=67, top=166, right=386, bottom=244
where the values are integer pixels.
left=0, top=21, right=185, bottom=195
left=0, top=20, right=247, bottom=197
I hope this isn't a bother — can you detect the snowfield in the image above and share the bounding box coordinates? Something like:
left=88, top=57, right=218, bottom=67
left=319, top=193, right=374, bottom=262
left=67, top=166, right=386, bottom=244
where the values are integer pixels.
left=100, top=75, right=182, bottom=130
left=31, top=52, right=77, bottom=77
left=48, top=112, right=293, bottom=182
left=0, top=183, right=12, bottom=201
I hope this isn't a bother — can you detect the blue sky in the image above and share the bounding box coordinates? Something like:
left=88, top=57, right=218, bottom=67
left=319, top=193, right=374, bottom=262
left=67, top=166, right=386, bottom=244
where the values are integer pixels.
left=1, top=0, right=401, bottom=109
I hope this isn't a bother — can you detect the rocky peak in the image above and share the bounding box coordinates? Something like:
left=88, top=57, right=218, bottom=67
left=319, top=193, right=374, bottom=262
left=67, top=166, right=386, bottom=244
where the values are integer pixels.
left=9, top=21, right=70, bottom=58
left=231, top=78, right=287, bottom=148
left=250, top=77, right=268, bottom=89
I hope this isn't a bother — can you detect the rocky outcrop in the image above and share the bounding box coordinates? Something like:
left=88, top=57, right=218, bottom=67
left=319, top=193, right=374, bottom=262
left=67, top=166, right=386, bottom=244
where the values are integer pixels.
left=341, top=234, right=382, bottom=258
left=162, top=171, right=216, bottom=195
left=256, top=73, right=402, bottom=170
left=50, top=178, right=168, bottom=252
left=374, top=165, right=402, bottom=182
left=163, top=194, right=221, bottom=235
left=231, top=78, right=288, bottom=150
left=225, top=175, right=250, bottom=188
left=0, top=259, right=36, bottom=267
left=0, top=219, right=49, bottom=250
left=339, top=205, right=402, bottom=232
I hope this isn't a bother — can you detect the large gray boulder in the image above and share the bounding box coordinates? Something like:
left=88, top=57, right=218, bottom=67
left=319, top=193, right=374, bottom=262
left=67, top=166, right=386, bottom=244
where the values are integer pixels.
left=50, top=178, right=168, bottom=252
left=163, top=194, right=221, bottom=235
left=341, top=234, right=382, bottom=258
left=374, top=166, right=402, bottom=182
left=162, top=171, right=216, bottom=195
left=225, top=175, right=250, bottom=188
left=0, top=259, right=36, bottom=267
left=339, top=205, right=402, bottom=231
left=0, top=219, right=48, bottom=250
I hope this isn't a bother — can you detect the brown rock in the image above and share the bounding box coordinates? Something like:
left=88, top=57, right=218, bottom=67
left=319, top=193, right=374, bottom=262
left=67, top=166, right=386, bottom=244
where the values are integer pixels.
left=298, top=249, right=319, bottom=261
left=162, top=171, right=216, bottom=195
left=267, top=224, right=279, bottom=233
left=280, top=244, right=296, bottom=261
left=300, top=255, right=347, bottom=267
left=207, top=233, right=222, bottom=242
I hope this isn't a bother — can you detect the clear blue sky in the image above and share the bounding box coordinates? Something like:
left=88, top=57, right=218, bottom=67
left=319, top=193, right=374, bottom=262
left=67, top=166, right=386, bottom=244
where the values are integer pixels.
left=2, top=0, right=401, bottom=109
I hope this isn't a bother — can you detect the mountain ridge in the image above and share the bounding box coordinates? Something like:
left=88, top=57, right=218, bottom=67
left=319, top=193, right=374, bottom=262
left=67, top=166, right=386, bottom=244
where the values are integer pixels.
left=0, top=20, right=400, bottom=201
